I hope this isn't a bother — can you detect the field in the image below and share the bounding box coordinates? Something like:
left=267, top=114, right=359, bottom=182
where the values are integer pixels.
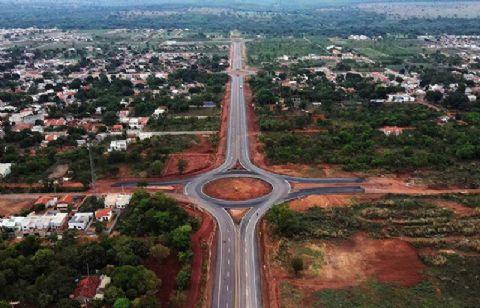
left=358, top=1, right=480, bottom=19
left=331, top=37, right=429, bottom=68
left=0, top=197, right=35, bottom=216
left=263, top=193, right=480, bottom=307
left=247, top=37, right=330, bottom=66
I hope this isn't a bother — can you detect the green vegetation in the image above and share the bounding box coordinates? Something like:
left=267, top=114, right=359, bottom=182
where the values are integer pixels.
left=259, top=102, right=480, bottom=188
left=247, top=37, right=329, bottom=66
left=267, top=194, right=480, bottom=306
left=0, top=135, right=196, bottom=189
left=3, top=3, right=480, bottom=36
left=312, top=254, right=480, bottom=307
left=267, top=195, right=480, bottom=246
left=314, top=279, right=456, bottom=307
left=0, top=191, right=195, bottom=307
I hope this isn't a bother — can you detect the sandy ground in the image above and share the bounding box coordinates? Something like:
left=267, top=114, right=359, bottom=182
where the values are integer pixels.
left=0, top=198, right=35, bottom=216
left=289, top=195, right=355, bottom=212
left=261, top=226, right=425, bottom=308
left=203, top=177, right=272, bottom=201
left=184, top=205, right=216, bottom=307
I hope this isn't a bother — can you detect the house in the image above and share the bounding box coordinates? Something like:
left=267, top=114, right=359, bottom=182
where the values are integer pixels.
left=104, top=194, right=132, bottom=209
left=379, top=126, right=404, bottom=136
left=387, top=94, right=415, bottom=103
left=34, top=196, right=58, bottom=209
left=95, top=208, right=113, bottom=222
left=68, top=213, right=93, bottom=230
left=72, top=276, right=101, bottom=305
left=111, top=124, right=123, bottom=132
left=72, top=275, right=111, bottom=305
left=93, top=275, right=111, bottom=300
left=115, top=194, right=132, bottom=209
left=20, top=212, right=68, bottom=236
left=104, top=194, right=118, bottom=208
left=152, top=106, right=167, bottom=118
left=57, top=195, right=74, bottom=212
left=0, top=163, right=13, bottom=178
left=0, top=216, right=26, bottom=232
left=202, top=101, right=216, bottom=108
left=9, top=110, right=45, bottom=125
left=44, top=118, right=67, bottom=127
left=108, top=140, right=128, bottom=152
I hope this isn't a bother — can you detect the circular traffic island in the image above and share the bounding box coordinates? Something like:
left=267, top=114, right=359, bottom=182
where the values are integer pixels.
left=203, top=177, right=272, bottom=201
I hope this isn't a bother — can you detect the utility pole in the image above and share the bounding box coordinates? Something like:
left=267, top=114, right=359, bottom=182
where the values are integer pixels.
left=88, top=143, right=96, bottom=196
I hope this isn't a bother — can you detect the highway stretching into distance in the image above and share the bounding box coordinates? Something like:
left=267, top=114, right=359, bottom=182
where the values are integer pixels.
left=115, top=38, right=364, bottom=308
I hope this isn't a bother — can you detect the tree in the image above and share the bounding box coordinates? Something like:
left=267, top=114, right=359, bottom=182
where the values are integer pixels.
left=147, top=160, right=164, bottom=177
left=425, top=90, right=443, bottom=103
left=114, top=298, right=131, bottom=308
left=104, top=286, right=126, bottom=305
left=94, top=221, right=105, bottom=234
left=170, top=224, right=192, bottom=250
left=102, top=111, right=118, bottom=126
left=177, top=159, right=188, bottom=174
left=149, top=244, right=170, bottom=261
left=291, top=256, right=304, bottom=276
left=111, top=265, right=160, bottom=299
left=176, top=265, right=191, bottom=290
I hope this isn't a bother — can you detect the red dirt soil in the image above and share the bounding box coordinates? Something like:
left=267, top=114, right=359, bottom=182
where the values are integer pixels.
left=143, top=204, right=216, bottom=308
left=143, top=254, right=181, bottom=306
left=184, top=204, right=216, bottom=307
left=0, top=198, right=35, bottom=216
left=288, top=194, right=384, bottom=213
left=261, top=227, right=425, bottom=308
left=203, top=177, right=272, bottom=201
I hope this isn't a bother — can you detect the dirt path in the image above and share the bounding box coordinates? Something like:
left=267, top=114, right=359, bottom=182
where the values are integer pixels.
left=184, top=205, right=216, bottom=308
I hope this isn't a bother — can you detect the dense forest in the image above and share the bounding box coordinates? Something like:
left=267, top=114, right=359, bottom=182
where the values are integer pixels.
left=2, top=3, right=480, bottom=36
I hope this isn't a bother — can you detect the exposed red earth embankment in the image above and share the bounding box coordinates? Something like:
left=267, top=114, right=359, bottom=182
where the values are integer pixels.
left=203, top=177, right=272, bottom=201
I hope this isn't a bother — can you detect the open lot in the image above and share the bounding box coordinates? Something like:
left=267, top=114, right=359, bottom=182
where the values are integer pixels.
left=0, top=197, right=35, bottom=216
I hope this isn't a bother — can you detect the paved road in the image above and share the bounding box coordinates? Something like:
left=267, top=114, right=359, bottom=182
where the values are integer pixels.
left=185, top=40, right=363, bottom=308
left=112, top=39, right=364, bottom=307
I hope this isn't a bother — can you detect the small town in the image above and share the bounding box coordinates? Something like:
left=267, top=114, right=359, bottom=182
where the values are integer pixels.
left=1, top=1, right=480, bottom=308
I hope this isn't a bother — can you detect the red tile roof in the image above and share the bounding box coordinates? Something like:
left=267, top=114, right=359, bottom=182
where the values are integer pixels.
left=34, top=196, right=53, bottom=205
left=59, top=195, right=74, bottom=204
left=95, top=208, right=112, bottom=220
left=73, top=276, right=101, bottom=299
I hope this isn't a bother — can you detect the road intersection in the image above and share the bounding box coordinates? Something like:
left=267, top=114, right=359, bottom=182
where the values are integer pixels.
left=114, top=38, right=364, bottom=308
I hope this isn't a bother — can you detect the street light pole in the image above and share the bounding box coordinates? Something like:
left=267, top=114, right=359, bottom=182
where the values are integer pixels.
left=87, top=143, right=96, bottom=196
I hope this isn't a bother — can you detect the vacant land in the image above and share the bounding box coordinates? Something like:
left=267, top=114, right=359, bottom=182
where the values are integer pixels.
left=0, top=198, right=35, bottom=216
left=263, top=194, right=480, bottom=307
left=358, top=1, right=480, bottom=19
left=247, top=37, right=329, bottom=66
left=203, top=177, right=272, bottom=201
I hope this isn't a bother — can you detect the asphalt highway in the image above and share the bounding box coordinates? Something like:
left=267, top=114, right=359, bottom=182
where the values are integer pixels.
left=112, top=39, right=364, bottom=308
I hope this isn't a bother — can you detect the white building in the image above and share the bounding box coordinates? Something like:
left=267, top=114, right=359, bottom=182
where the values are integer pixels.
left=0, top=163, right=13, bottom=178
left=152, top=106, right=167, bottom=118
left=19, top=212, right=68, bottom=235
left=108, top=140, right=127, bottom=152
left=104, top=194, right=132, bottom=209
left=68, top=213, right=94, bottom=230
left=387, top=94, right=415, bottom=103
left=0, top=216, right=26, bottom=232
left=9, top=110, right=45, bottom=125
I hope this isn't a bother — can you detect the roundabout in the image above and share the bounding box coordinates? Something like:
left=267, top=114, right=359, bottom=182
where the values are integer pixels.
left=203, top=176, right=273, bottom=202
